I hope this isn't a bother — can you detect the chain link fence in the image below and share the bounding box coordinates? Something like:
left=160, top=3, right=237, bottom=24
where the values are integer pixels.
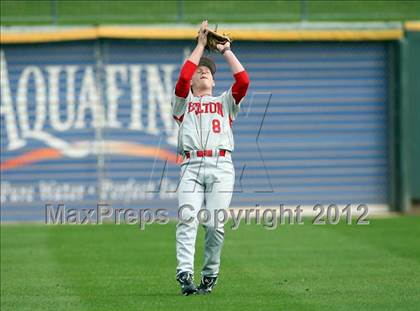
left=1, top=0, right=420, bottom=25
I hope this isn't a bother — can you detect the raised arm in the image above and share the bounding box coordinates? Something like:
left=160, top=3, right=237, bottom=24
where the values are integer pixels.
left=217, top=41, right=250, bottom=104
left=175, top=21, right=208, bottom=98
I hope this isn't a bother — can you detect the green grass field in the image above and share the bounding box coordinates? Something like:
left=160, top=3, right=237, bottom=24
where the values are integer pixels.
left=1, top=216, right=420, bottom=311
left=1, top=0, right=420, bottom=25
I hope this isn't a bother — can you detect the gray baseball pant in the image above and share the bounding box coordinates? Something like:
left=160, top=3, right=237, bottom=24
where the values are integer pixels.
left=176, top=153, right=235, bottom=277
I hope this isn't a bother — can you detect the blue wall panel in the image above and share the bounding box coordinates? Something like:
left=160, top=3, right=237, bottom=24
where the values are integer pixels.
left=0, top=40, right=390, bottom=221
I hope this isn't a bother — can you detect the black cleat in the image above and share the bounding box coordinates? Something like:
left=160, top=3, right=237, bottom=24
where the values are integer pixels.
left=176, top=272, right=197, bottom=296
left=197, top=276, right=218, bottom=295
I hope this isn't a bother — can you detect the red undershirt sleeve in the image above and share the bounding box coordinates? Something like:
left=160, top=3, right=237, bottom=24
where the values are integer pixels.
left=175, top=60, right=197, bottom=98
left=231, top=70, right=250, bottom=105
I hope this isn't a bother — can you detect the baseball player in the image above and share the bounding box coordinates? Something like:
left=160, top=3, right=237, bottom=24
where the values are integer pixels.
left=172, top=20, right=249, bottom=295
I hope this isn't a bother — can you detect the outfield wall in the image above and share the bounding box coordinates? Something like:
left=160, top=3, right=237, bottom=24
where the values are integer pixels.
left=0, top=24, right=409, bottom=221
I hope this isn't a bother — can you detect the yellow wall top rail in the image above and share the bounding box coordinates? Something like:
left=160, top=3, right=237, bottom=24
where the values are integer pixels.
left=1, top=23, right=416, bottom=44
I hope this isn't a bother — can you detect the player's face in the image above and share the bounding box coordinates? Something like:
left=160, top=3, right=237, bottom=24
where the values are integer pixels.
left=191, top=66, right=214, bottom=91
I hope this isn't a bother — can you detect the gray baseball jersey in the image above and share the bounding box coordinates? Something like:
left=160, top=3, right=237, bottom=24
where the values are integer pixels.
left=171, top=87, right=242, bottom=153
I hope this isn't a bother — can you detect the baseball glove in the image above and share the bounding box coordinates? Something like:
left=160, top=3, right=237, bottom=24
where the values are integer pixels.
left=205, top=28, right=232, bottom=52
